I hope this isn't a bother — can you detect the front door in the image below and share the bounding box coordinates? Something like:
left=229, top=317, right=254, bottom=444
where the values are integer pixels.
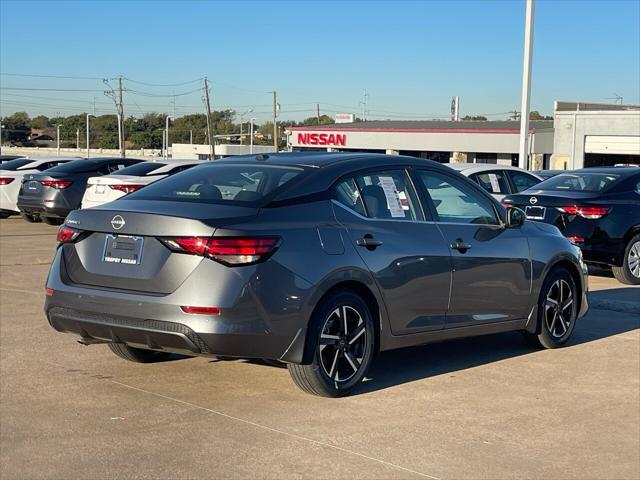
left=414, top=169, right=532, bottom=328
left=332, top=169, right=452, bottom=335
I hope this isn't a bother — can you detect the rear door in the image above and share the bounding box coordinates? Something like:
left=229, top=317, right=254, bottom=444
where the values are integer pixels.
left=414, top=168, right=532, bottom=328
left=333, top=168, right=452, bottom=334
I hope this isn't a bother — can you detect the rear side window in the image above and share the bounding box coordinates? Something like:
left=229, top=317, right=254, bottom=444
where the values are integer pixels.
left=538, top=173, right=620, bottom=192
left=471, top=171, right=509, bottom=194
left=351, top=170, right=421, bottom=221
left=334, top=178, right=366, bottom=216
left=417, top=170, right=499, bottom=225
left=127, top=164, right=304, bottom=205
left=0, top=159, right=31, bottom=170
left=508, top=170, right=540, bottom=192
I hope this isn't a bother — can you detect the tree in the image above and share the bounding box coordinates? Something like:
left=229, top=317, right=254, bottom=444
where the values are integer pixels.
left=462, top=115, right=487, bottom=121
left=1, top=112, right=31, bottom=143
left=300, top=115, right=335, bottom=126
left=529, top=111, right=553, bottom=120
left=31, top=115, right=51, bottom=129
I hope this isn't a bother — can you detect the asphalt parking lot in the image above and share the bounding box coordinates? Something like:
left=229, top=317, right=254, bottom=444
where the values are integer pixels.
left=0, top=217, right=638, bottom=480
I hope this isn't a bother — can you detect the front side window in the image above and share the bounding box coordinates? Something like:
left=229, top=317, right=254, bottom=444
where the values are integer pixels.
left=471, top=171, right=510, bottom=194
left=354, top=170, right=420, bottom=221
left=509, top=170, right=540, bottom=192
left=417, top=170, right=499, bottom=225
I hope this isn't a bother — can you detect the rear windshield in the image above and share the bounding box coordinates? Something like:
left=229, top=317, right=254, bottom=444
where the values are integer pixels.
left=537, top=173, right=621, bottom=193
left=0, top=159, right=32, bottom=170
left=126, top=164, right=304, bottom=205
left=46, top=159, right=105, bottom=174
left=111, top=162, right=166, bottom=176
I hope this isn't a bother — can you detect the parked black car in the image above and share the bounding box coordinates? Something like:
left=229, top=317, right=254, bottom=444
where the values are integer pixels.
left=504, top=167, right=640, bottom=284
left=0, top=155, right=26, bottom=163
left=17, top=157, right=143, bottom=225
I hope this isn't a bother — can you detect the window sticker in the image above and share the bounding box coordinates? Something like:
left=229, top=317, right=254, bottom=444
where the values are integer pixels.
left=378, top=176, right=405, bottom=218
left=488, top=173, right=500, bottom=192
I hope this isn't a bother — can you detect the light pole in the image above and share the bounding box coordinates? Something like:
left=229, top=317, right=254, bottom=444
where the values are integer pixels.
left=518, top=0, right=535, bottom=170
left=86, top=114, right=94, bottom=158
left=76, top=128, right=80, bottom=151
left=239, top=109, right=253, bottom=145
left=56, top=124, right=61, bottom=156
left=165, top=115, right=173, bottom=160
left=0, top=124, right=4, bottom=155
left=249, top=118, right=256, bottom=154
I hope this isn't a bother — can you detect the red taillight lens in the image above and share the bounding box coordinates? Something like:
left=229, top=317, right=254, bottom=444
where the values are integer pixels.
left=567, top=236, right=586, bottom=245
left=45, top=287, right=54, bottom=296
left=180, top=305, right=220, bottom=315
left=557, top=205, right=609, bottom=219
left=41, top=179, right=72, bottom=189
left=108, top=184, right=144, bottom=194
left=56, top=225, right=81, bottom=243
left=161, top=236, right=279, bottom=266
left=0, top=177, right=14, bottom=185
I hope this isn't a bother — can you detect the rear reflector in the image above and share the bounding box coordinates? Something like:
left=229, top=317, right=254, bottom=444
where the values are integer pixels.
left=56, top=225, right=81, bottom=243
left=557, top=205, right=610, bottom=219
left=41, top=179, right=72, bottom=189
left=0, top=177, right=14, bottom=185
left=567, top=236, right=585, bottom=245
left=45, top=287, right=54, bottom=296
left=108, top=184, right=145, bottom=194
left=180, top=306, right=220, bottom=315
left=160, top=236, right=279, bottom=266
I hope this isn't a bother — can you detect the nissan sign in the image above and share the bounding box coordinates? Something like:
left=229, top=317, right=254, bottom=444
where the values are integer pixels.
left=297, top=133, right=346, bottom=147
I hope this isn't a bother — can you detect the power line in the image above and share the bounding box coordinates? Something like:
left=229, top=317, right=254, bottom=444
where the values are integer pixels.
left=126, top=87, right=203, bottom=98
left=1, top=87, right=105, bottom=92
left=0, top=72, right=107, bottom=80
left=123, top=77, right=203, bottom=87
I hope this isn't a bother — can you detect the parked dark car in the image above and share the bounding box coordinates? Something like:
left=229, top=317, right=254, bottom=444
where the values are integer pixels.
left=0, top=155, right=26, bottom=163
left=504, top=167, right=640, bottom=284
left=533, top=170, right=564, bottom=180
left=17, top=157, right=143, bottom=224
left=45, top=153, right=588, bottom=396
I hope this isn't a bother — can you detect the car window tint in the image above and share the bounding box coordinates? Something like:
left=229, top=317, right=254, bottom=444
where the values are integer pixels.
left=537, top=173, right=620, bottom=192
left=472, top=171, right=509, bottom=194
left=0, top=159, right=32, bottom=170
left=127, top=164, right=303, bottom=206
left=113, top=162, right=165, bottom=176
left=509, top=171, right=540, bottom=192
left=334, top=178, right=366, bottom=216
left=353, top=170, right=419, bottom=221
left=417, top=170, right=498, bottom=225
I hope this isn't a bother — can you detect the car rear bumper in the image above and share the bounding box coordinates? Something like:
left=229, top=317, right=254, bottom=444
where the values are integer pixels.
left=17, top=201, right=70, bottom=218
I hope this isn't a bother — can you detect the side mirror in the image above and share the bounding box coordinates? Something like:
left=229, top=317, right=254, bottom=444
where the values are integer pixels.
left=506, top=206, right=526, bottom=228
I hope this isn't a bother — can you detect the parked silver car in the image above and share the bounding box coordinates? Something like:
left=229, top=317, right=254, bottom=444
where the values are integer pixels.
left=45, top=153, right=588, bottom=396
left=445, top=163, right=542, bottom=201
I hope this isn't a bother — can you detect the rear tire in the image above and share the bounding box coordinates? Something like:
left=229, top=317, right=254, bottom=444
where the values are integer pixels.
left=20, top=212, right=41, bottom=223
left=288, top=290, right=375, bottom=397
left=524, top=267, right=578, bottom=349
left=42, top=216, right=64, bottom=226
left=612, top=235, right=640, bottom=285
left=0, top=212, right=10, bottom=219
left=108, top=343, right=172, bottom=363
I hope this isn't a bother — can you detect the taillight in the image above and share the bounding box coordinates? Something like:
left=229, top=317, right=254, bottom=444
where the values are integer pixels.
left=41, top=179, right=72, bottom=189
left=108, top=184, right=144, bottom=194
left=180, top=306, right=220, bottom=315
left=557, top=205, right=610, bottom=219
left=0, top=177, right=14, bottom=185
left=161, top=236, right=279, bottom=266
left=56, top=225, right=82, bottom=244
left=567, top=236, right=586, bottom=245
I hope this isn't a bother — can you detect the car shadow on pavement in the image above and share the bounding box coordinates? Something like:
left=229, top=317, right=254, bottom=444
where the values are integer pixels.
left=354, top=309, right=639, bottom=396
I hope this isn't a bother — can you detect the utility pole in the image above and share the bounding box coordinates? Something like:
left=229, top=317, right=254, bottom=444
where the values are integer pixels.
left=165, top=115, right=172, bottom=160
left=359, top=90, right=369, bottom=121
left=0, top=124, right=4, bottom=155
left=117, top=76, right=126, bottom=157
left=317, top=103, right=321, bottom=125
left=518, top=0, right=535, bottom=170
left=272, top=91, right=278, bottom=151
left=86, top=114, right=93, bottom=158
left=203, top=77, right=215, bottom=159
left=190, top=129, right=193, bottom=145
left=250, top=118, right=255, bottom=154
left=76, top=128, right=80, bottom=151
left=56, top=124, right=62, bottom=156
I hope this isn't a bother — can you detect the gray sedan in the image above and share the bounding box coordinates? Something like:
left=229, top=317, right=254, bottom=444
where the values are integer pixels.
left=45, top=153, right=588, bottom=397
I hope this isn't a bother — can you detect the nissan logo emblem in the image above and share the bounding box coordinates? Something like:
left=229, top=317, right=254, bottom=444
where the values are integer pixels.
left=111, top=215, right=125, bottom=230
left=529, top=196, right=538, bottom=205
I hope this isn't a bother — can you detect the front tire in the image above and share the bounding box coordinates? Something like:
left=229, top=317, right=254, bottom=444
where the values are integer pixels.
left=524, top=268, right=578, bottom=349
left=108, top=343, right=171, bottom=363
left=612, top=235, right=640, bottom=285
left=288, top=290, right=375, bottom=397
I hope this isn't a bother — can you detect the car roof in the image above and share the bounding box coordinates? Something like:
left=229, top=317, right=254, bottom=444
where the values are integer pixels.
left=151, top=159, right=208, bottom=173
left=444, top=163, right=534, bottom=173
left=565, top=167, right=640, bottom=176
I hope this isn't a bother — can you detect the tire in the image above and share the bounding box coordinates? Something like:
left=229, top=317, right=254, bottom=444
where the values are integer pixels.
left=0, top=212, right=10, bottom=219
left=108, top=343, right=172, bottom=363
left=524, top=267, right=578, bottom=349
left=612, top=234, right=640, bottom=285
left=20, top=212, right=41, bottom=223
left=288, top=290, right=376, bottom=397
left=42, top=216, right=64, bottom=226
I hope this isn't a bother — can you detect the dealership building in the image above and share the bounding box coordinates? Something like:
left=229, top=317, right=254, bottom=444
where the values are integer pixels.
left=285, top=101, right=639, bottom=170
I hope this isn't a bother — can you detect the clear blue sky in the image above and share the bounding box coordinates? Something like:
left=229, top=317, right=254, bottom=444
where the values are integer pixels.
left=1, top=0, right=639, bottom=122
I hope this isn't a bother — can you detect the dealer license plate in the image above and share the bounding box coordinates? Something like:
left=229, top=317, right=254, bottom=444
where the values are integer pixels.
left=103, top=234, right=144, bottom=265
left=525, top=206, right=546, bottom=220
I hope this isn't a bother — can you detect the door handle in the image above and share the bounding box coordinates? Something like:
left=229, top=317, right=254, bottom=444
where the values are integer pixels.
left=450, top=239, right=472, bottom=252
left=357, top=235, right=383, bottom=250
